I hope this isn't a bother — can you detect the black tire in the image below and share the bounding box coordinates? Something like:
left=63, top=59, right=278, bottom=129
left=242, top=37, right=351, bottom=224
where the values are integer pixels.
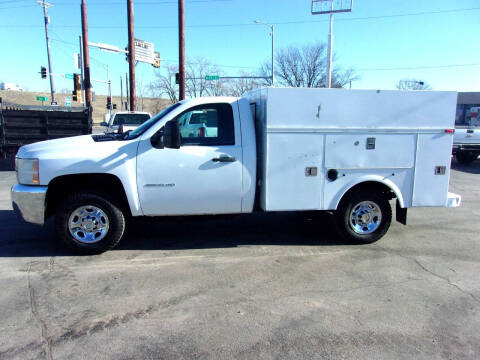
left=55, top=192, right=126, bottom=254
left=456, top=151, right=477, bottom=165
left=335, top=191, right=392, bottom=244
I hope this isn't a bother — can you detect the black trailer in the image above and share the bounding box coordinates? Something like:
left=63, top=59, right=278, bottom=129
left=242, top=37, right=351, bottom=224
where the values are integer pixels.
left=0, top=99, right=92, bottom=158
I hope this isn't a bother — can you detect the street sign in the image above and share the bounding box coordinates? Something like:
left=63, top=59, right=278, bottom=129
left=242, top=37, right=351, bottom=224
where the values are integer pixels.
left=65, top=97, right=71, bottom=107
left=134, top=38, right=155, bottom=65
left=36, top=96, right=48, bottom=101
left=65, top=73, right=73, bottom=79
left=205, top=75, right=220, bottom=81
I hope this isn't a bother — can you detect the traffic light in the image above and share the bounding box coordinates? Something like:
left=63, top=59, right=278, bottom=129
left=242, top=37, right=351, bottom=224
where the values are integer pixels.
left=153, top=51, right=160, bottom=68
left=72, top=73, right=82, bottom=102
left=41, top=66, right=47, bottom=79
left=175, top=72, right=180, bottom=85
left=113, top=103, right=117, bottom=110
left=106, top=96, right=112, bottom=109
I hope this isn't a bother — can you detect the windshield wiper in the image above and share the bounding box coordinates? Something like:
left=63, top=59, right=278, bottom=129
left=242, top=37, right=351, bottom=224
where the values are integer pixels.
left=122, top=130, right=132, bottom=140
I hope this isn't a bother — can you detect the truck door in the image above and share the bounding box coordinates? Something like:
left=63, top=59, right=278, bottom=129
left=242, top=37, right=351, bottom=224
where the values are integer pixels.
left=136, top=102, right=243, bottom=215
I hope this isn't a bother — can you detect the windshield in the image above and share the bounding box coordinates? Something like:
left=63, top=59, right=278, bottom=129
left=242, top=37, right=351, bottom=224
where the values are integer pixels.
left=124, top=102, right=182, bottom=140
left=113, top=113, right=151, bottom=126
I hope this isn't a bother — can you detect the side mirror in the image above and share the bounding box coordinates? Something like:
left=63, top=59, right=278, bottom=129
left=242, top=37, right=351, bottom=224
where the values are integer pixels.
left=100, top=121, right=108, bottom=127
left=163, top=120, right=181, bottom=149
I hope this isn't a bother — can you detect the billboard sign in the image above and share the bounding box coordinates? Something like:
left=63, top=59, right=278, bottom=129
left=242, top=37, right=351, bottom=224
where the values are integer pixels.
left=134, top=38, right=155, bottom=65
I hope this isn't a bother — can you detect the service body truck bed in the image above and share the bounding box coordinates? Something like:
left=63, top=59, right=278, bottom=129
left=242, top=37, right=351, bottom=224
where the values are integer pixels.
left=246, top=88, right=460, bottom=211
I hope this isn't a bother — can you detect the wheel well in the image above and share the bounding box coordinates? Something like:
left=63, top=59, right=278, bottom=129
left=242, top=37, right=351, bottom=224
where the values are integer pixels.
left=338, top=181, right=396, bottom=208
left=45, top=174, right=131, bottom=218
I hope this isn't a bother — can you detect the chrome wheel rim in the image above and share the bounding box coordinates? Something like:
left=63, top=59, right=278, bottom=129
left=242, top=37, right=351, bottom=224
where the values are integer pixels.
left=68, top=205, right=109, bottom=244
left=349, top=201, right=382, bottom=235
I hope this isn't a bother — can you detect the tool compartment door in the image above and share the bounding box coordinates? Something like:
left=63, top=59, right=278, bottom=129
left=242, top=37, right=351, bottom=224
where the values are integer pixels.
left=264, top=132, right=324, bottom=211
left=412, top=133, right=453, bottom=207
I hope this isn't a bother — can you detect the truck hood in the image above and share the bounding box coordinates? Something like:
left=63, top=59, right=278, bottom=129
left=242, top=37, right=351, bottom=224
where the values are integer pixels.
left=17, top=135, right=95, bottom=159
left=16, top=135, right=140, bottom=186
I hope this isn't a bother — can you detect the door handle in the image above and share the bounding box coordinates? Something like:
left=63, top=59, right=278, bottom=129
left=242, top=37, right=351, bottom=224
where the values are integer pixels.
left=212, top=155, right=236, bottom=162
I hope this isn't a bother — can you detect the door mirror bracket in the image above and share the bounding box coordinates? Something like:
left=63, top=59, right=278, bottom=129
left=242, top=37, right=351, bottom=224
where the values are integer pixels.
left=151, top=130, right=164, bottom=149
left=163, top=120, right=181, bottom=149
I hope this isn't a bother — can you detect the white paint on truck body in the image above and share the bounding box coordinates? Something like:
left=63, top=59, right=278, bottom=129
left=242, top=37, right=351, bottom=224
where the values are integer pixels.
left=245, top=87, right=458, bottom=211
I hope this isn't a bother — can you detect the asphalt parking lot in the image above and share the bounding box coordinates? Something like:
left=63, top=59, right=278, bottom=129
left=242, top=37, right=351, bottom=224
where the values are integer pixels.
left=0, top=159, right=479, bottom=360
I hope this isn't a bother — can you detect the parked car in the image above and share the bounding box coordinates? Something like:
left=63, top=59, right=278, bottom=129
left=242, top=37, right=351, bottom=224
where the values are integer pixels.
left=454, top=100, right=480, bottom=164
left=11, top=88, right=461, bottom=254
left=0, top=82, right=23, bottom=91
left=101, top=111, right=151, bottom=133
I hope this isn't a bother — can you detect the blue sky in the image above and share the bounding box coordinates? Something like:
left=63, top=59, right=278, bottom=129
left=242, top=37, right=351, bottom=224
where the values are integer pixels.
left=0, top=0, right=479, bottom=96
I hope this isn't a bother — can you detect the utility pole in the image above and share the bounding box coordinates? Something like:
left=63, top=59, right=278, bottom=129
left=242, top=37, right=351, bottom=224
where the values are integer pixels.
left=81, top=0, right=92, bottom=107
left=79, top=35, right=86, bottom=107
left=125, top=73, right=129, bottom=110
left=37, top=0, right=56, bottom=105
left=178, top=0, right=185, bottom=100
left=311, top=0, right=353, bottom=88
left=127, top=0, right=136, bottom=111
left=326, top=2, right=333, bottom=88
left=106, top=65, right=112, bottom=117
left=254, top=20, right=275, bottom=86
left=120, top=76, right=123, bottom=111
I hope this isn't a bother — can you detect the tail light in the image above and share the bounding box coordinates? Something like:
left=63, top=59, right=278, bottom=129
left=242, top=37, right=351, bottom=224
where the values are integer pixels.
left=118, top=124, right=124, bottom=134
left=444, top=129, right=455, bottom=134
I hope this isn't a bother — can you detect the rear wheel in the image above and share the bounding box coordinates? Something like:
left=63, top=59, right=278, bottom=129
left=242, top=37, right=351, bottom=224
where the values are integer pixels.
left=335, top=191, right=392, bottom=244
left=55, top=193, right=126, bottom=254
left=456, top=151, right=478, bottom=165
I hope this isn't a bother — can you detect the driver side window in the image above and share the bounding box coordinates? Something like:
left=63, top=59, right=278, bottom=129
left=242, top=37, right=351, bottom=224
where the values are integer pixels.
left=176, top=103, right=234, bottom=146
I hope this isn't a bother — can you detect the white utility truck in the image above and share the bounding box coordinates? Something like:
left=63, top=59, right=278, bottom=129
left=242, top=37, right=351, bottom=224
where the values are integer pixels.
left=11, top=88, right=461, bottom=254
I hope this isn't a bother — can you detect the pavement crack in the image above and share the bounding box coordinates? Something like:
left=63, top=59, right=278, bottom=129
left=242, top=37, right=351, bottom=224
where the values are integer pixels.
left=315, top=278, right=423, bottom=294
left=27, top=263, right=53, bottom=360
left=378, top=247, right=480, bottom=305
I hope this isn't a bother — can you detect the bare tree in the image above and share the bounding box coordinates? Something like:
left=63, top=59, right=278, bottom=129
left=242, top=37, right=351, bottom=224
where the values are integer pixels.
left=150, top=64, right=178, bottom=103
left=259, top=61, right=273, bottom=86
left=273, top=41, right=357, bottom=88
left=186, top=57, right=228, bottom=98
left=227, top=71, right=262, bottom=97
left=205, top=77, right=228, bottom=96
left=396, top=79, right=432, bottom=90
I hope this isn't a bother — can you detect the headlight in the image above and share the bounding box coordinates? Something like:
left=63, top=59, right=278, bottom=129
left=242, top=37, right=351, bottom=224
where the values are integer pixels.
left=15, top=158, right=40, bottom=185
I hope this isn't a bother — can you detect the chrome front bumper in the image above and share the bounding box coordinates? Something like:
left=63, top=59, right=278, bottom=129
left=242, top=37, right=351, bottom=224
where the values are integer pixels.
left=11, top=184, right=48, bottom=225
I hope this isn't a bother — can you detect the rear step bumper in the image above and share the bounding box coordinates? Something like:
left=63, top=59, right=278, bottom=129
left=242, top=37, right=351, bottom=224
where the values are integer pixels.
left=446, top=192, right=461, bottom=207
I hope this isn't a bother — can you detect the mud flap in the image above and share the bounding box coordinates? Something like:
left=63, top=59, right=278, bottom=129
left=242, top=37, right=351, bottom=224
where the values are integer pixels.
left=396, top=200, right=407, bottom=225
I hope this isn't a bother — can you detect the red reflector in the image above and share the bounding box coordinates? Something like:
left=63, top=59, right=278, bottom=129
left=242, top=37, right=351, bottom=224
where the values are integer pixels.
left=445, top=129, right=455, bottom=134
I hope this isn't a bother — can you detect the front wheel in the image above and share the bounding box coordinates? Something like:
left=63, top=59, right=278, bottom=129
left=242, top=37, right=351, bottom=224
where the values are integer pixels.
left=335, top=191, right=392, bottom=244
left=55, top=193, right=126, bottom=254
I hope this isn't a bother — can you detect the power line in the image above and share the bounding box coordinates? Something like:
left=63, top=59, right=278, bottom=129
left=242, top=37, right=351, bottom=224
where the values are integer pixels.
left=0, top=0, right=230, bottom=10
left=358, top=63, right=480, bottom=72
left=2, top=6, right=480, bottom=25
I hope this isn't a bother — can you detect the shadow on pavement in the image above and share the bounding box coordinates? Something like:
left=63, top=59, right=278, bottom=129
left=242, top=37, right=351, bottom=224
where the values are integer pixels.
left=0, top=157, right=15, bottom=171
left=0, top=210, right=348, bottom=257
left=451, top=157, right=480, bottom=174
